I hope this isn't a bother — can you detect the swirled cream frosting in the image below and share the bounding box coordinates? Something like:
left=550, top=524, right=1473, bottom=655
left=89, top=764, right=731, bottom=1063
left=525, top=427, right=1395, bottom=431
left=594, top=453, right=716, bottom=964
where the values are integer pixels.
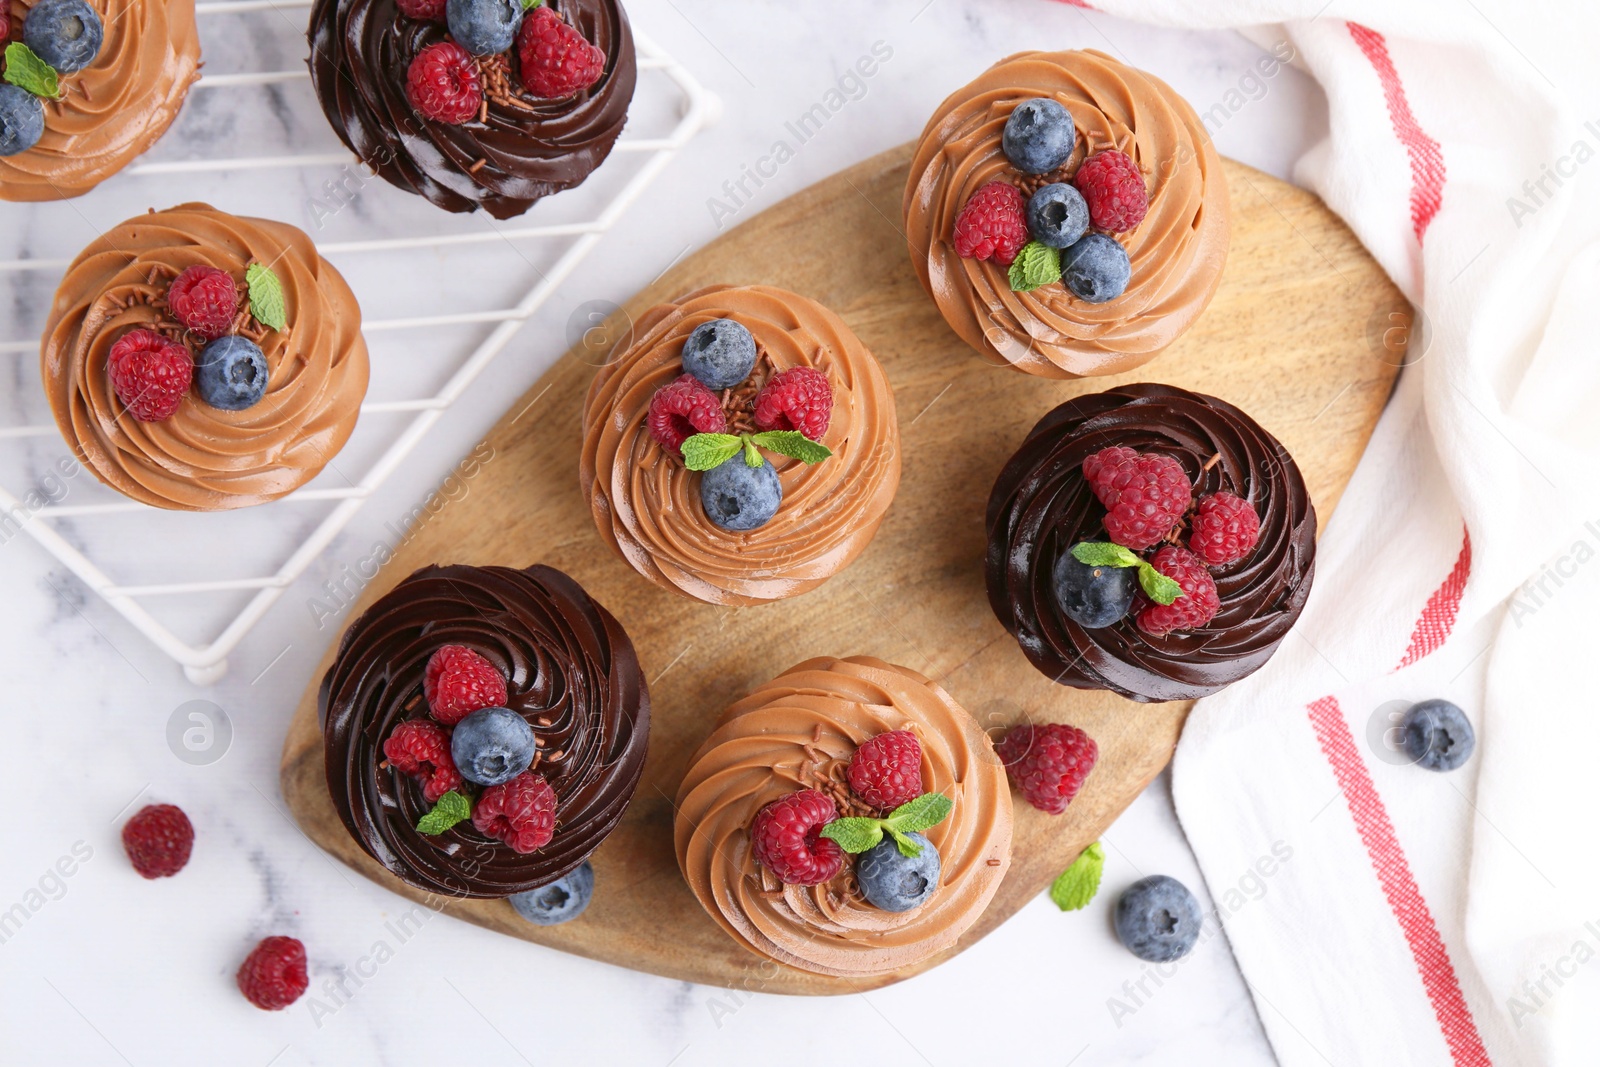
left=904, top=49, right=1230, bottom=378
left=580, top=285, right=900, bottom=606
left=41, top=204, right=370, bottom=511
left=0, top=0, right=200, bottom=201
left=675, top=657, right=1012, bottom=978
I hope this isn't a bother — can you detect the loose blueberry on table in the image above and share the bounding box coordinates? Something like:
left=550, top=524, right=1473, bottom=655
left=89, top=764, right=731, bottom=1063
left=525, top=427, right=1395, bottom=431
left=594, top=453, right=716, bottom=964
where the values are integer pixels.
left=509, top=861, right=595, bottom=925
left=1400, top=698, right=1475, bottom=772
left=1115, top=875, right=1202, bottom=963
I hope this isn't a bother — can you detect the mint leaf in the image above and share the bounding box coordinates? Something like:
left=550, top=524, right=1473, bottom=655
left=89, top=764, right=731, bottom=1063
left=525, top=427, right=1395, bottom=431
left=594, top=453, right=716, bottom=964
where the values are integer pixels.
left=885, top=793, right=953, bottom=835
left=742, top=436, right=763, bottom=467
left=681, top=432, right=741, bottom=470
left=416, top=790, right=471, bottom=835
left=1008, top=240, right=1061, bottom=293
left=888, top=828, right=926, bottom=858
left=521, top=0, right=543, bottom=7
left=751, top=430, right=831, bottom=465
left=245, top=262, right=287, bottom=331
left=1070, top=542, right=1141, bottom=570
left=1136, top=562, right=1184, bottom=605
left=4, top=44, right=60, bottom=100
left=819, top=818, right=883, bottom=854
left=1049, top=842, right=1104, bottom=911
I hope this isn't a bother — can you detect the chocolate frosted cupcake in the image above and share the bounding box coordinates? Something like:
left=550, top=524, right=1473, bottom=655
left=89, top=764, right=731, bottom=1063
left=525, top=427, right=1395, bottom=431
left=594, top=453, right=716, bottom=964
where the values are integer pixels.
left=675, top=657, right=1012, bottom=978
left=905, top=50, right=1230, bottom=378
left=41, top=203, right=369, bottom=511
left=986, top=384, right=1314, bottom=702
left=321, top=564, right=649, bottom=899
left=581, top=285, right=900, bottom=605
left=308, top=0, right=635, bottom=219
left=0, top=0, right=200, bottom=201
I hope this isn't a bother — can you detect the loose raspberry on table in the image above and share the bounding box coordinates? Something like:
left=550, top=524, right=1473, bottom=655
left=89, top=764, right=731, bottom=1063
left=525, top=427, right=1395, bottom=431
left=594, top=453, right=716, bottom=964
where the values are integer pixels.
left=647, top=372, right=727, bottom=453
left=1073, top=149, right=1148, bottom=233
left=995, top=723, right=1098, bottom=815
left=1082, top=446, right=1191, bottom=551
left=407, top=41, right=482, bottom=126
left=847, top=731, right=924, bottom=810
left=1137, top=545, right=1221, bottom=635
left=752, top=365, right=832, bottom=441
left=121, top=804, right=194, bottom=878
left=424, top=645, right=508, bottom=725
left=517, top=5, right=605, bottom=99
left=473, top=772, right=558, bottom=853
left=750, top=789, right=843, bottom=886
left=237, top=936, right=308, bottom=1011
left=166, top=264, right=239, bottom=341
left=108, top=328, right=192, bottom=422
left=1189, top=491, right=1260, bottom=566
left=382, top=720, right=463, bottom=803
left=952, top=180, right=1029, bottom=267
left=395, top=0, right=446, bottom=18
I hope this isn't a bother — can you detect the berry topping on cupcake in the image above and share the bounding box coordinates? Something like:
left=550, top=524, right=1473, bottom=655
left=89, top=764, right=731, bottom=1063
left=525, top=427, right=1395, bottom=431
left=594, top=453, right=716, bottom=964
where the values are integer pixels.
left=1135, top=545, right=1221, bottom=635
left=451, top=706, right=537, bottom=786
left=518, top=5, right=606, bottom=98
left=753, top=365, right=833, bottom=440
left=857, top=833, right=940, bottom=912
left=1002, top=97, right=1075, bottom=174
left=23, top=0, right=104, bottom=75
left=1054, top=543, right=1139, bottom=629
left=446, top=0, right=522, bottom=56
left=751, top=790, right=844, bottom=886
left=1189, top=491, right=1261, bottom=565
left=847, top=730, right=924, bottom=810
left=383, top=720, right=464, bottom=802
left=194, top=337, right=269, bottom=411
left=424, top=644, right=509, bottom=725
left=473, top=771, right=558, bottom=853
left=1026, top=182, right=1090, bottom=249
left=647, top=373, right=727, bottom=453
left=1083, top=446, right=1191, bottom=550
left=0, top=85, right=46, bottom=158
left=168, top=265, right=240, bottom=340
left=681, top=318, right=757, bottom=390
left=108, top=330, right=192, bottom=422
left=407, top=41, right=483, bottom=125
left=952, top=180, right=1029, bottom=267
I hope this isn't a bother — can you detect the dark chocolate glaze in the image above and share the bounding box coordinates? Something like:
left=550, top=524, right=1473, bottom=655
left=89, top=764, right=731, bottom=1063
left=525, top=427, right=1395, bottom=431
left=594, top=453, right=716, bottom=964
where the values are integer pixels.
left=307, top=0, right=636, bottom=219
left=985, top=384, right=1316, bottom=702
left=321, top=564, right=649, bottom=897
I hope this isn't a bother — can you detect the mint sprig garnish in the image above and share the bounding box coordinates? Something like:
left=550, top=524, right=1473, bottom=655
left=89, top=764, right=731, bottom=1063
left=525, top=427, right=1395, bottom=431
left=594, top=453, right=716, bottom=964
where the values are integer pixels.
left=520, top=0, right=543, bottom=7
left=4, top=43, right=61, bottom=100
left=819, top=792, right=953, bottom=858
left=1008, top=240, right=1061, bottom=293
left=680, top=430, right=832, bottom=471
left=1049, top=841, right=1104, bottom=911
left=245, top=262, right=287, bottom=331
left=415, top=790, right=471, bottom=835
left=1070, top=541, right=1184, bottom=606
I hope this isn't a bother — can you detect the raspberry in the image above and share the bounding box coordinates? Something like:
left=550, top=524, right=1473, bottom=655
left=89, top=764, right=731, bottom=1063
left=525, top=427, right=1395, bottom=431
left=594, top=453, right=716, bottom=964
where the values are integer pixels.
left=107, top=329, right=192, bottom=422
left=473, top=772, right=558, bottom=853
left=847, top=731, right=924, bottom=810
left=996, top=723, right=1098, bottom=815
left=382, top=720, right=463, bottom=803
left=407, top=41, right=482, bottom=125
left=749, top=789, right=843, bottom=886
left=121, top=804, right=194, bottom=878
left=1073, top=150, right=1148, bottom=233
left=1082, top=446, right=1191, bottom=551
left=647, top=372, right=727, bottom=453
left=166, top=265, right=239, bottom=340
left=1137, top=545, right=1221, bottom=635
left=237, top=936, right=308, bottom=1011
left=424, top=645, right=508, bottom=725
left=1189, top=491, right=1260, bottom=566
left=952, top=180, right=1029, bottom=267
left=753, top=366, right=832, bottom=441
left=395, top=0, right=445, bottom=18
left=517, top=6, right=605, bottom=99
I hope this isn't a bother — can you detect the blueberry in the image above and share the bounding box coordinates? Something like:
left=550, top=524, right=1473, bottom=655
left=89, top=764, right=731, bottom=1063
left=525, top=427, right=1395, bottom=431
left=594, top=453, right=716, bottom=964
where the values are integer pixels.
left=700, top=455, right=781, bottom=531
left=1027, top=183, right=1090, bottom=249
left=1115, top=875, right=1202, bottom=963
left=0, top=85, right=45, bottom=158
left=1400, top=699, right=1475, bottom=771
left=450, top=707, right=536, bottom=786
left=1060, top=233, right=1131, bottom=303
left=24, top=0, right=104, bottom=74
left=681, top=318, right=757, bottom=390
left=1053, top=543, right=1137, bottom=628
left=445, top=0, right=522, bottom=56
left=508, top=862, right=594, bottom=925
left=1002, top=98, right=1075, bottom=175
left=856, top=833, right=940, bottom=913
left=194, top=336, right=269, bottom=411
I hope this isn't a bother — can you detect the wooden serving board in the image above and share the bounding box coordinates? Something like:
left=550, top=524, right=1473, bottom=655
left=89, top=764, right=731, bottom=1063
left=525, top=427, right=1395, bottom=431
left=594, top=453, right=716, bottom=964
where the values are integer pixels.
left=281, top=144, right=1406, bottom=994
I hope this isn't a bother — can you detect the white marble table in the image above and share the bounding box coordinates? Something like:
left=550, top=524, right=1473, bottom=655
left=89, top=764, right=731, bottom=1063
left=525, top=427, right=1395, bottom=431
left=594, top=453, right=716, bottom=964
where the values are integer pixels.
left=0, top=2, right=1329, bottom=1062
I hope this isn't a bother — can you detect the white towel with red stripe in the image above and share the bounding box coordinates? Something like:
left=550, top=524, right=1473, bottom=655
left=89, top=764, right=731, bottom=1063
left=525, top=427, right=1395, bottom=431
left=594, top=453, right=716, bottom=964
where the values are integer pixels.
left=1051, top=1, right=1600, bottom=1064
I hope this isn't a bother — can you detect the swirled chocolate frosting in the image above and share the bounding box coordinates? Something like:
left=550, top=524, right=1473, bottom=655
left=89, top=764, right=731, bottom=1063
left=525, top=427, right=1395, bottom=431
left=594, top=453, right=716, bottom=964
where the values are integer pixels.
left=675, top=657, right=1012, bottom=978
left=581, top=285, right=901, bottom=606
left=307, top=0, right=636, bottom=219
left=41, top=203, right=369, bottom=511
left=986, top=384, right=1315, bottom=702
left=904, top=50, right=1230, bottom=378
left=321, top=564, right=650, bottom=898
left=0, top=0, right=200, bottom=202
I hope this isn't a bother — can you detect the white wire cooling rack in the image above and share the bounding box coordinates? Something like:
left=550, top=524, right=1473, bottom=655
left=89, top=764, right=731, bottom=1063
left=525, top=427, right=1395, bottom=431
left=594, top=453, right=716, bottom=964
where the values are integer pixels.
left=0, top=0, right=717, bottom=683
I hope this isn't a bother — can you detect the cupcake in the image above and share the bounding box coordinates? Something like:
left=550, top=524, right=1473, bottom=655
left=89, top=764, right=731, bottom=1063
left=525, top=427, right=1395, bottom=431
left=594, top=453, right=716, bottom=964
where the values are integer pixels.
left=308, top=0, right=635, bottom=219
left=904, top=50, right=1230, bottom=378
left=675, top=656, right=1012, bottom=978
left=41, top=204, right=369, bottom=511
left=580, top=284, right=900, bottom=605
left=986, top=383, right=1315, bottom=702
left=321, top=564, right=650, bottom=899
left=0, top=0, right=199, bottom=200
